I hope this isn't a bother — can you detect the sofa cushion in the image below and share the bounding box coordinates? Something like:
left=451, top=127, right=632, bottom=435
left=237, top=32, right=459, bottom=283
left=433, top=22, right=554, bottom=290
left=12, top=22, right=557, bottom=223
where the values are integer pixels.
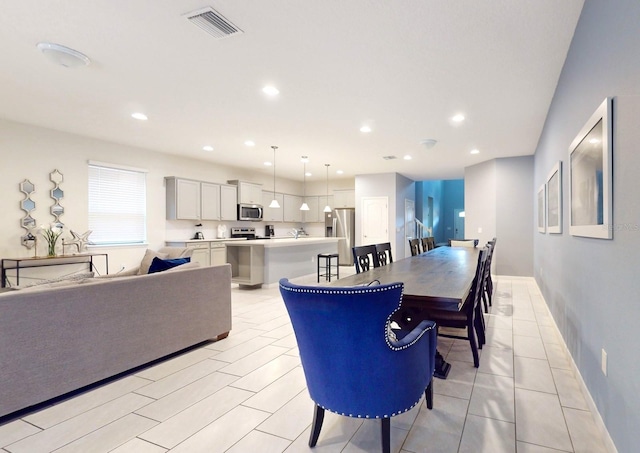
left=148, top=257, right=191, bottom=274
left=138, top=249, right=169, bottom=275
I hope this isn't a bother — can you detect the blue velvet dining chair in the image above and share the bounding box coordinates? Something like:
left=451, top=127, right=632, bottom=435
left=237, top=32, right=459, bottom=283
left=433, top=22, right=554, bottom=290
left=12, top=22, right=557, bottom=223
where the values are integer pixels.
left=279, top=278, right=437, bottom=453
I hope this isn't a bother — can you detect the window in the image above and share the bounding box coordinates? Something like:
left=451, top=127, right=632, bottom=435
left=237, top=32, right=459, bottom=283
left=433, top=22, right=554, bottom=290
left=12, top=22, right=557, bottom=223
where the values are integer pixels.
left=88, top=162, right=147, bottom=245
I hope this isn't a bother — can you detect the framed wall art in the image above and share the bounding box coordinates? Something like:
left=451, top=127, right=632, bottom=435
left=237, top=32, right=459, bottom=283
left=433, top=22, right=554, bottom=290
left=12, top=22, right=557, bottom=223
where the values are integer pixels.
left=537, top=183, right=546, bottom=233
left=568, top=98, right=613, bottom=239
left=546, top=161, right=562, bottom=234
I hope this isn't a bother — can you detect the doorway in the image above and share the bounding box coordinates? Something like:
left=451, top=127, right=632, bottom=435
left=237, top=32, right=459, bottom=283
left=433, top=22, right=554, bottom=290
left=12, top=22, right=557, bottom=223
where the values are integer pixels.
left=453, top=209, right=465, bottom=239
left=405, top=199, right=415, bottom=258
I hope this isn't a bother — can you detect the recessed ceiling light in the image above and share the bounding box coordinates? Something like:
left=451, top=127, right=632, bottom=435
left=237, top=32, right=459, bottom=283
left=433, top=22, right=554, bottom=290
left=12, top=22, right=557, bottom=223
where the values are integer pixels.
left=360, top=125, right=372, bottom=133
left=305, top=172, right=312, bottom=177
left=470, top=149, right=480, bottom=154
left=403, top=155, right=412, bottom=160
left=262, top=85, right=279, bottom=96
left=131, top=112, right=148, bottom=121
left=264, top=161, right=272, bottom=166
left=300, top=156, right=309, bottom=163
left=244, top=140, right=255, bottom=147
left=452, top=114, right=465, bottom=122
left=203, top=145, right=214, bottom=152
left=336, top=170, right=344, bottom=175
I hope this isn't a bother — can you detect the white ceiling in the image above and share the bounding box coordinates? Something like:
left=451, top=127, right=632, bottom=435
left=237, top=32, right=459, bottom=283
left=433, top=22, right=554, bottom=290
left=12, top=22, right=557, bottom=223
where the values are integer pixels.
left=0, top=1, right=584, bottom=182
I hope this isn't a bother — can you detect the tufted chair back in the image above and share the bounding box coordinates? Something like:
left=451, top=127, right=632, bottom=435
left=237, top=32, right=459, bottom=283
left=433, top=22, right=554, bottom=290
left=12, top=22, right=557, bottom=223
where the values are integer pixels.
left=279, top=278, right=437, bottom=451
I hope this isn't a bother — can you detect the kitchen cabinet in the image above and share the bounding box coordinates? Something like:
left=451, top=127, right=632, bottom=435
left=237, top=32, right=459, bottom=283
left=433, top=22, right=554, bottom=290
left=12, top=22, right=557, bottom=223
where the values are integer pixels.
left=220, top=184, right=237, bottom=221
left=210, top=243, right=227, bottom=266
left=167, top=177, right=238, bottom=221
left=262, top=191, right=284, bottom=222
left=283, top=194, right=303, bottom=222
left=333, top=189, right=355, bottom=208
left=166, top=177, right=201, bottom=220
left=165, top=240, right=228, bottom=267
left=229, top=180, right=262, bottom=205
left=303, top=196, right=319, bottom=223
left=201, top=182, right=221, bottom=220
left=318, top=195, right=334, bottom=218
left=190, top=244, right=211, bottom=266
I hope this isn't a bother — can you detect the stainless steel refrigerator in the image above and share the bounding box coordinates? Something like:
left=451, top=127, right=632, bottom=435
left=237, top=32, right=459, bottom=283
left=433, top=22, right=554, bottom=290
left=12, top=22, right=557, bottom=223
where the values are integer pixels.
left=325, top=208, right=355, bottom=265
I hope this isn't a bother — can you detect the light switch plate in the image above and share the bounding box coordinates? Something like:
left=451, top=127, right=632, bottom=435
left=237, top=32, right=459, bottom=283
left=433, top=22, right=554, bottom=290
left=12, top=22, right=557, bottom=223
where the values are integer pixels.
left=601, top=349, right=607, bottom=375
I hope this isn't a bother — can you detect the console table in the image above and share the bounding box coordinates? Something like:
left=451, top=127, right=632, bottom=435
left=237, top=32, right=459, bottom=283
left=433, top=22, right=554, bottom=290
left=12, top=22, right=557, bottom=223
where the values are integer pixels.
left=1, top=254, right=109, bottom=288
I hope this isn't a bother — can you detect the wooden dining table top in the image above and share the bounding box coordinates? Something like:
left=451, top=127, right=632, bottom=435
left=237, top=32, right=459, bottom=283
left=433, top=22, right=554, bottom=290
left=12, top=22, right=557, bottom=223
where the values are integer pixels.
left=328, top=246, right=480, bottom=311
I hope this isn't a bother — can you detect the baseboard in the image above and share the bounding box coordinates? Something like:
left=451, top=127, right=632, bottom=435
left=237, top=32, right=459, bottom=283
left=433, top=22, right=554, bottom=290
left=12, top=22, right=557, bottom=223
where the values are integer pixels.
left=528, top=278, right=618, bottom=453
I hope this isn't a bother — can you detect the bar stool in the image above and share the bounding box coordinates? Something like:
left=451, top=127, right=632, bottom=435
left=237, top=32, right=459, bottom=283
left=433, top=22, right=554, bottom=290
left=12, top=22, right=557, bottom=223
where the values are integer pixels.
left=317, top=253, right=339, bottom=282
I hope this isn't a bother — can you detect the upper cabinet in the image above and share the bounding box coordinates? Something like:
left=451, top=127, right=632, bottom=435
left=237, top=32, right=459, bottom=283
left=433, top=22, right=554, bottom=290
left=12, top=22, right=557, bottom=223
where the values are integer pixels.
left=283, top=194, right=303, bottom=222
left=200, top=182, right=221, bottom=220
left=303, top=196, right=319, bottom=223
left=220, top=184, right=237, bottom=221
left=228, top=180, right=262, bottom=205
left=333, top=189, right=355, bottom=208
left=262, top=191, right=284, bottom=222
left=166, top=177, right=201, bottom=220
left=166, top=177, right=236, bottom=221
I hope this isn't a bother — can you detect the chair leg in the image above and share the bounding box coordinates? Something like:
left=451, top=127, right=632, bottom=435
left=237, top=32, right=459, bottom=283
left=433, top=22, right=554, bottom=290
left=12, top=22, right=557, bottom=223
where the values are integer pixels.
left=425, top=379, right=434, bottom=410
left=474, top=309, right=486, bottom=348
left=468, top=323, right=480, bottom=367
left=381, top=418, right=391, bottom=453
left=482, top=289, right=489, bottom=313
left=309, top=404, right=325, bottom=447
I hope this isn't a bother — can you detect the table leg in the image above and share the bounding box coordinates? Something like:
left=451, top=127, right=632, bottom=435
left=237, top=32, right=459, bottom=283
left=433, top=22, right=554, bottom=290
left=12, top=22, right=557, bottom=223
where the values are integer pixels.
left=434, top=350, right=451, bottom=379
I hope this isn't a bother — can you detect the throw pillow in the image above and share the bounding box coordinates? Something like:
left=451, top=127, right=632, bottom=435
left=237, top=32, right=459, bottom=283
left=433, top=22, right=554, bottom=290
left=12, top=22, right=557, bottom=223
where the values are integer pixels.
left=138, top=249, right=169, bottom=275
left=148, top=257, right=191, bottom=274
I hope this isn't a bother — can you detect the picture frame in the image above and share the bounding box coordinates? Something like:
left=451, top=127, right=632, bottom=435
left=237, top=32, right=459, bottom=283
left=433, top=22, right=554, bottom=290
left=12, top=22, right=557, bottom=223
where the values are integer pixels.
left=546, top=161, right=562, bottom=234
left=537, top=183, right=546, bottom=233
left=568, top=98, right=613, bottom=239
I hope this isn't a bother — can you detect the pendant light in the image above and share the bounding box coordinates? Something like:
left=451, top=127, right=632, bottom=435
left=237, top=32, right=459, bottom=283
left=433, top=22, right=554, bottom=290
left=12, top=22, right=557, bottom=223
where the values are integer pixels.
left=299, top=156, right=310, bottom=211
left=269, top=146, right=280, bottom=208
left=323, top=163, right=332, bottom=213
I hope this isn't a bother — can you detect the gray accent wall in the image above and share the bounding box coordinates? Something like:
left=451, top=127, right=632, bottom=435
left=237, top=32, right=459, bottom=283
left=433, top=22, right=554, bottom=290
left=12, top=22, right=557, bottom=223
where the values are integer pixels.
left=534, top=0, right=640, bottom=450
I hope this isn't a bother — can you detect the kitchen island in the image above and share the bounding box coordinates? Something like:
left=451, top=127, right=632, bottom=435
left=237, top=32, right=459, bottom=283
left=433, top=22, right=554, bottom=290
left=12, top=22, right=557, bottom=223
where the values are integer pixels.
left=225, top=237, right=340, bottom=287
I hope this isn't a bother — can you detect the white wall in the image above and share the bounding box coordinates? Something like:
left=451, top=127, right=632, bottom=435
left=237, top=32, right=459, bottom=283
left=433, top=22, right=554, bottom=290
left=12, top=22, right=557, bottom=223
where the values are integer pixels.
left=0, top=119, right=353, bottom=274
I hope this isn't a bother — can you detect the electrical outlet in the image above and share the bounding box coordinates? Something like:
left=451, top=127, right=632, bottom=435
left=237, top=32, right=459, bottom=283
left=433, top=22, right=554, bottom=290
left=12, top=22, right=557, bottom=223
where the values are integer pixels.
left=601, top=349, right=608, bottom=376
left=478, top=227, right=483, bottom=233
left=311, top=256, right=315, bottom=263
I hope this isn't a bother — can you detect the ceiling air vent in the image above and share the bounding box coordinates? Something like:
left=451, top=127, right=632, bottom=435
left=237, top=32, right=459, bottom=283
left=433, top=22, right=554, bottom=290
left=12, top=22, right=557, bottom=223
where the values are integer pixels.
left=382, top=156, right=397, bottom=160
left=184, top=7, right=243, bottom=39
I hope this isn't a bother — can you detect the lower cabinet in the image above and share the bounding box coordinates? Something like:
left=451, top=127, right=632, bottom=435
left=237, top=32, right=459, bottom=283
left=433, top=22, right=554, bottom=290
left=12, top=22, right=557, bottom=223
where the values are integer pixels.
left=165, top=241, right=227, bottom=267
left=210, top=244, right=226, bottom=266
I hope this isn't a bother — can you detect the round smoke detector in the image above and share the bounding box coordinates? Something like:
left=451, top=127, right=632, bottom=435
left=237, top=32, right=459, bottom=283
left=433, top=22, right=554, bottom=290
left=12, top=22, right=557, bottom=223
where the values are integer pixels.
left=37, top=42, right=91, bottom=68
left=420, top=139, right=438, bottom=149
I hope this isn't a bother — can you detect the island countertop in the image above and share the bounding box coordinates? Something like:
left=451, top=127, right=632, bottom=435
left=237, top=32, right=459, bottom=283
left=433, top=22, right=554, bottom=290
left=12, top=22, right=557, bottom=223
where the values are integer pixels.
left=225, top=237, right=340, bottom=248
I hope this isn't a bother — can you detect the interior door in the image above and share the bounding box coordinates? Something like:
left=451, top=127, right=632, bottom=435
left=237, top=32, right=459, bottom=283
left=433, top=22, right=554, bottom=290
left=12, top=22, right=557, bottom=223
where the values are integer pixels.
left=361, top=197, right=388, bottom=246
left=405, top=199, right=415, bottom=258
left=454, top=208, right=465, bottom=239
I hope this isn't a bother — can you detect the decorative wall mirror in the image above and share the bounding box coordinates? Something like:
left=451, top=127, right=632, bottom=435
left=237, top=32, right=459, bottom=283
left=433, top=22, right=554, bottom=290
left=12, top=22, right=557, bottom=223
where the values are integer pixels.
left=19, top=179, right=37, bottom=249
left=50, top=169, right=64, bottom=224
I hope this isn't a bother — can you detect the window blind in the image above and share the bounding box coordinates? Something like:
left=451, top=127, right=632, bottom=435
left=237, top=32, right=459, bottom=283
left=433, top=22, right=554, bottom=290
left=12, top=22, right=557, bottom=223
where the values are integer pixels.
left=88, top=163, right=147, bottom=245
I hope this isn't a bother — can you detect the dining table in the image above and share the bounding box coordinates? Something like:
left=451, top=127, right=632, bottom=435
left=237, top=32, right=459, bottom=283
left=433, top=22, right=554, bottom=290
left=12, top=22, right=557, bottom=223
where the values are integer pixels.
left=328, top=245, right=481, bottom=378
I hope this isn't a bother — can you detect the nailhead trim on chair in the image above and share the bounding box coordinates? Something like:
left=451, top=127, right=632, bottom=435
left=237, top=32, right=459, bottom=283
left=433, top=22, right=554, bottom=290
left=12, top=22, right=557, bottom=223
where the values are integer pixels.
left=280, top=281, right=434, bottom=419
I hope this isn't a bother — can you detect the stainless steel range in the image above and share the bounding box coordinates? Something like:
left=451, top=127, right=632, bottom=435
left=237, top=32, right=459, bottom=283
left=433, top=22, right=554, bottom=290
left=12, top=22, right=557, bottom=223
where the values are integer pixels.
left=230, top=227, right=257, bottom=240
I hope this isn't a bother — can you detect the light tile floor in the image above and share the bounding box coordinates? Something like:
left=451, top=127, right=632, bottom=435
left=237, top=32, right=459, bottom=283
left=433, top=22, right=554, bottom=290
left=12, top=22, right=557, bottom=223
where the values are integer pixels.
left=0, top=273, right=613, bottom=453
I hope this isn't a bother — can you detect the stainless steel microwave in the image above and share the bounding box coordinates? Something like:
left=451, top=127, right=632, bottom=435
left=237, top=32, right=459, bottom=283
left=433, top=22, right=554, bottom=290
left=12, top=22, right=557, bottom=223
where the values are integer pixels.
left=238, top=204, right=263, bottom=221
